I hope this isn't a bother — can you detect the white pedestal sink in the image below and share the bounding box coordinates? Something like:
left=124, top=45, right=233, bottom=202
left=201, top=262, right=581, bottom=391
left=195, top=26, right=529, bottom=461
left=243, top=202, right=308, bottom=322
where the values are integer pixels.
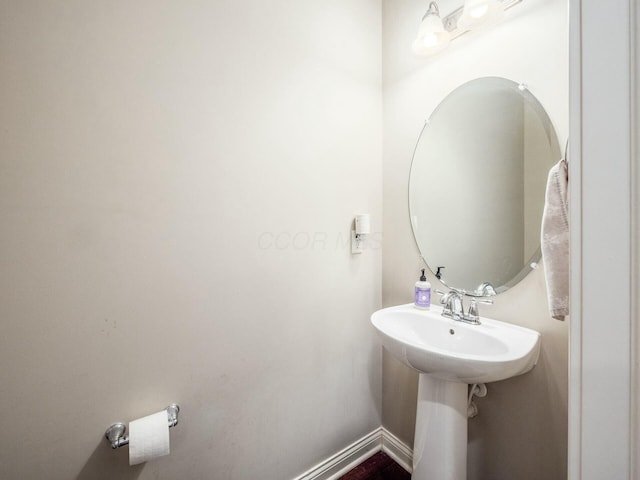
left=371, top=304, right=541, bottom=480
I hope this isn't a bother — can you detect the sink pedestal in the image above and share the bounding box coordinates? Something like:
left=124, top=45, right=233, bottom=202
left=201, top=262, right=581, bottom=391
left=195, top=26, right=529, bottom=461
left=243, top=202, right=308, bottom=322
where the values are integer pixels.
left=413, top=374, right=467, bottom=480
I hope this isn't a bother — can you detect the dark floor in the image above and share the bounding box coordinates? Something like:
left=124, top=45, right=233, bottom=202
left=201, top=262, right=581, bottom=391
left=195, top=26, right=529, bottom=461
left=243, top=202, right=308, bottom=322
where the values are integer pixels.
left=337, top=452, right=411, bottom=480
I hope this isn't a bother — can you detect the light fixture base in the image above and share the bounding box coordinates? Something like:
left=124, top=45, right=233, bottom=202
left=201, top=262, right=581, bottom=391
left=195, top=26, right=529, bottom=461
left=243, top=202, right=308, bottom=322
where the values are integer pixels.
left=440, top=0, right=523, bottom=39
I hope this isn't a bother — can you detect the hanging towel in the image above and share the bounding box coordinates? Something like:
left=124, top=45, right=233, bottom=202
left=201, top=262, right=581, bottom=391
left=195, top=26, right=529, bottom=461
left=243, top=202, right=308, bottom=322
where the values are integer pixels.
left=541, top=158, right=569, bottom=320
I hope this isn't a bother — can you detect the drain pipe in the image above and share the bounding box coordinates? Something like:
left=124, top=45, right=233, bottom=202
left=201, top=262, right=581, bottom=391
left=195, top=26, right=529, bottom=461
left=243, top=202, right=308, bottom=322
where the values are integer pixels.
left=467, top=383, right=487, bottom=418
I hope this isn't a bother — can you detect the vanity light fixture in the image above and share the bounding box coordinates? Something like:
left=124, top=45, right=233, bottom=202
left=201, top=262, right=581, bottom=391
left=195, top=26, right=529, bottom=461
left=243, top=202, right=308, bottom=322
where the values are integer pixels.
left=413, top=0, right=523, bottom=57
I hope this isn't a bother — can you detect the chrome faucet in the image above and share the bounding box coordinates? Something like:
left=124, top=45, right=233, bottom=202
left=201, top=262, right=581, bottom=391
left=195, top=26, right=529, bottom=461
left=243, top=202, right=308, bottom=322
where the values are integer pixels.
left=436, top=289, right=492, bottom=325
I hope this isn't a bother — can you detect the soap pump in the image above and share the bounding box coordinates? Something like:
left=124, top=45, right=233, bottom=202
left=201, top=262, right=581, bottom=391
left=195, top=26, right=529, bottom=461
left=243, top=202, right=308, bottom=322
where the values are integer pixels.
left=414, top=268, right=431, bottom=310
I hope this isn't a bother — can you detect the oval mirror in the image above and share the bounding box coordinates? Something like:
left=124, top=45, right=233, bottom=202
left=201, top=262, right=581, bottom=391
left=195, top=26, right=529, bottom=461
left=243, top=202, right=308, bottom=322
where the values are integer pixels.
left=409, top=77, right=561, bottom=296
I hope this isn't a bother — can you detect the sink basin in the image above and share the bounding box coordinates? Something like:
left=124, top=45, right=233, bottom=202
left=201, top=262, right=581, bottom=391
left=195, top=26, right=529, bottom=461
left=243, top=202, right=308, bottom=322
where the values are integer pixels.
left=371, top=303, right=541, bottom=384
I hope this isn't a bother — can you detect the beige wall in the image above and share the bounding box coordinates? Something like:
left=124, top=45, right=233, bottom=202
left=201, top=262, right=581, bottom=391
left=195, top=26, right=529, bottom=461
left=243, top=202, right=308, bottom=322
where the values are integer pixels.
left=0, top=1, right=382, bottom=479
left=381, top=0, right=568, bottom=479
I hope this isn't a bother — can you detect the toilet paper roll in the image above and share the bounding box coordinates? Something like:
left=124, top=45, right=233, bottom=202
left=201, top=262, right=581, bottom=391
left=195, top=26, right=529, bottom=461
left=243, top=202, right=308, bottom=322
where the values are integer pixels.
left=129, top=410, right=170, bottom=466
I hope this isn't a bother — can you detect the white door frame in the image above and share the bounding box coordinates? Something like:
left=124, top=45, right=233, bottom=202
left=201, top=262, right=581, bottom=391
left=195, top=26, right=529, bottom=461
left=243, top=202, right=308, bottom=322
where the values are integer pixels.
left=568, top=0, right=638, bottom=478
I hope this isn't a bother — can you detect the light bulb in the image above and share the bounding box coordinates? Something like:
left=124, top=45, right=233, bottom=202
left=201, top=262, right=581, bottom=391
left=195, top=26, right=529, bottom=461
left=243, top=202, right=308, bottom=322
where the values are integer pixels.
left=422, top=33, right=439, bottom=48
left=412, top=3, right=451, bottom=56
left=469, top=4, right=489, bottom=18
left=457, top=0, right=504, bottom=30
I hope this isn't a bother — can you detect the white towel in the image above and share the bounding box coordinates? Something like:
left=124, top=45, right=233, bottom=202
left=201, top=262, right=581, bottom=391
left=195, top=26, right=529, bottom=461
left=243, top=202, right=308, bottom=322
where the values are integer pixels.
left=541, top=158, right=569, bottom=320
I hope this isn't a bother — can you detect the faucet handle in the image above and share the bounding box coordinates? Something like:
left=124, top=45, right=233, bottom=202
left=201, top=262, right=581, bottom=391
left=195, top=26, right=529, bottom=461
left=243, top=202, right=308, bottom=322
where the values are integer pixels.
left=466, top=298, right=481, bottom=324
left=436, top=290, right=452, bottom=312
left=465, top=298, right=493, bottom=324
left=475, top=298, right=493, bottom=305
left=434, top=288, right=467, bottom=298
left=436, top=289, right=455, bottom=305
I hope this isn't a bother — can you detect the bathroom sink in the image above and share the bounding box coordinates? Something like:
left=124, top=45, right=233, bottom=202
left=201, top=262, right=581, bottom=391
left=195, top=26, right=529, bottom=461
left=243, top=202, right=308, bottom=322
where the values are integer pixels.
left=371, top=304, right=541, bottom=384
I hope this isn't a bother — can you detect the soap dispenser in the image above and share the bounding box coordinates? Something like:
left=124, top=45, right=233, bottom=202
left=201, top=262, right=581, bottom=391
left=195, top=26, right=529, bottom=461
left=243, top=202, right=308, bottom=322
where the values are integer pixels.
left=414, top=268, right=431, bottom=310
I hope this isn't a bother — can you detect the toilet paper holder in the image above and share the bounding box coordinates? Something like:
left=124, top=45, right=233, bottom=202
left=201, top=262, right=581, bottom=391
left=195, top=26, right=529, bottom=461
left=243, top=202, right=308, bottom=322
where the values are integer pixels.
left=105, top=404, right=180, bottom=449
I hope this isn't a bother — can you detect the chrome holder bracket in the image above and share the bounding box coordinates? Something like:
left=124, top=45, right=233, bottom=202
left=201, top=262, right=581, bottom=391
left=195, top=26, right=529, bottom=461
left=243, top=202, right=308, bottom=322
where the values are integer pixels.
left=105, top=404, right=180, bottom=449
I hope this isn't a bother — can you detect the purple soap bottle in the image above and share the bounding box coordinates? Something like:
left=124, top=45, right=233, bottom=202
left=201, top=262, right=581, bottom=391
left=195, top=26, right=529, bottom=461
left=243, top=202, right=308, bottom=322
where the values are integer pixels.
left=414, top=268, right=431, bottom=310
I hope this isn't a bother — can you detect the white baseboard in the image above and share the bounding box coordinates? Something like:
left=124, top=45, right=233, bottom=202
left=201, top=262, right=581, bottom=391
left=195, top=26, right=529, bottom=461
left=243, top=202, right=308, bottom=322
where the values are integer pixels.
left=381, top=427, right=413, bottom=474
left=292, top=427, right=412, bottom=480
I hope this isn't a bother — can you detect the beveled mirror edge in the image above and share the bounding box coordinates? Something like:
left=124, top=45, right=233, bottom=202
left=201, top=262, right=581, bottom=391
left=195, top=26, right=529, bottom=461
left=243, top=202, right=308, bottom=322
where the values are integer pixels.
left=408, top=76, right=562, bottom=297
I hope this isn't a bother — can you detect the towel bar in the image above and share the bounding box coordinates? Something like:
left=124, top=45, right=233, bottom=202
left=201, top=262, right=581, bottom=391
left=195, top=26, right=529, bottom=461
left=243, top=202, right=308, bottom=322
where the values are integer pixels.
left=105, top=404, right=180, bottom=449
